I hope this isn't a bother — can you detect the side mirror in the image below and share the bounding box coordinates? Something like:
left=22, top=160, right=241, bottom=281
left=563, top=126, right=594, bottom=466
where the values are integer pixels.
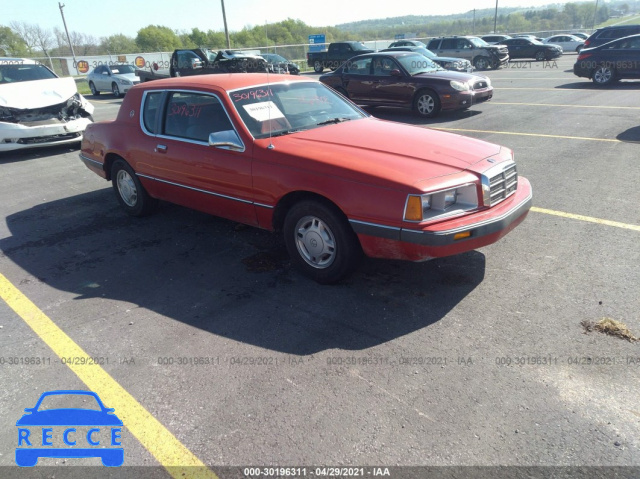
left=209, top=130, right=243, bottom=151
left=390, top=69, right=402, bottom=77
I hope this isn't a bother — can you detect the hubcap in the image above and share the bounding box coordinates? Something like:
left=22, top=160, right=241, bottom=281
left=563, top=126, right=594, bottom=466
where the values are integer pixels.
left=294, top=215, right=336, bottom=269
left=594, top=67, right=611, bottom=83
left=477, top=59, right=487, bottom=69
left=417, top=95, right=435, bottom=115
left=116, top=169, right=137, bottom=207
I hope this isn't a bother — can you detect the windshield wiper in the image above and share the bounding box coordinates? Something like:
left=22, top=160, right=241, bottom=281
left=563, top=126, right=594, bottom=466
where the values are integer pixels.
left=268, top=128, right=306, bottom=137
left=316, top=117, right=351, bottom=126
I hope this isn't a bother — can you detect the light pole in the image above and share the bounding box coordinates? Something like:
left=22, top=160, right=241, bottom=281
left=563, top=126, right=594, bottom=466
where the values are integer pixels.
left=592, top=0, right=600, bottom=30
left=58, top=2, right=78, bottom=74
left=494, top=0, right=499, bottom=33
left=221, top=0, right=230, bottom=49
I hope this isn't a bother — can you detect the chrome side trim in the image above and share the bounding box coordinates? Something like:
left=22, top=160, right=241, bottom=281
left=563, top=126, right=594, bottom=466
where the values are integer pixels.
left=136, top=173, right=253, bottom=204
left=79, top=153, right=104, bottom=169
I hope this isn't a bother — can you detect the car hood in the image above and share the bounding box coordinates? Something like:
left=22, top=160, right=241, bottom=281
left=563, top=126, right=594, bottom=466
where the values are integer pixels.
left=16, top=409, right=123, bottom=426
left=0, top=77, right=78, bottom=109
left=414, top=70, right=485, bottom=82
left=263, top=118, right=501, bottom=188
left=114, top=73, right=138, bottom=82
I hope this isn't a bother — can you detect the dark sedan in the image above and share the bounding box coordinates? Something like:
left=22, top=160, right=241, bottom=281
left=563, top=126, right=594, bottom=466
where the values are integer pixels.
left=381, top=46, right=474, bottom=72
left=319, top=52, right=493, bottom=118
left=260, top=53, right=300, bottom=75
left=500, top=38, right=562, bottom=60
left=574, top=34, right=640, bottom=85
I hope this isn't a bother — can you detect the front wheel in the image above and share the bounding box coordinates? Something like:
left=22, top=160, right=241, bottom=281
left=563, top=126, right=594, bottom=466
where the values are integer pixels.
left=111, top=159, right=158, bottom=216
left=313, top=61, right=324, bottom=73
left=283, top=201, right=362, bottom=284
left=535, top=50, right=546, bottom=61
left=112, top=83, right=121, bottom=98
left=592, top=65, right=615, bottom=85
left=89, top=81, right=99, bottom=95
left=413, top=89, right=441, bottom=118
left=473, top=56, right=490, bottom=70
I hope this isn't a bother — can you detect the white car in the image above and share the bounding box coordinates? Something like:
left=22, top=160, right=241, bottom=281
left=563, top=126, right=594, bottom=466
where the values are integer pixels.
left=543, top=34, right=585, bottom=53
left=0, top=58, right=94, bottom=152
left=86, top=64, right=140, bottom=97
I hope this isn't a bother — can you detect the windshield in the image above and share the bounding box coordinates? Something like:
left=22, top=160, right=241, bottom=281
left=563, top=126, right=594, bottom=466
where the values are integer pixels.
left=351, top=43, right=370, bottom=51
left=35, top=393, right=101, bottom=411
left=110, top=65, right=136, bottom=74
left=470, top=37, right=490, bottom=47
left=0, top=63, right=58, bottom=83
left=413, top=47, right=437, bottom=59
left=230, top=81, right=366, bottom=139
left=263, top=54, right=287, bottom=62
left=396, top=53, right=441, bottom=74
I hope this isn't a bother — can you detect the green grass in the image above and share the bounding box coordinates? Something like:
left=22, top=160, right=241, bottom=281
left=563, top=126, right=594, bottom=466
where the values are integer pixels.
left=595, top=14, right=640, bottom=29
left=74, top=77, right=91, bottom=95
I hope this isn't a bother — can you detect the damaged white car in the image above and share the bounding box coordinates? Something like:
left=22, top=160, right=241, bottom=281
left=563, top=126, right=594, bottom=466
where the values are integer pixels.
left=0, top=58, right=94, bottom=152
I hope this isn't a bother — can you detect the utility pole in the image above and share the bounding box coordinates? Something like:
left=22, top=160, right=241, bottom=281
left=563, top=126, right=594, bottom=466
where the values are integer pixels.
left=473, top=9, right=476, bottom=35
left=494, top=0, right=499, bottom=33
left=58, top=2, right=78, bottom=74
left=592, top=0, right=600, bottom=30
left=221, top=0, right=231, bottom=49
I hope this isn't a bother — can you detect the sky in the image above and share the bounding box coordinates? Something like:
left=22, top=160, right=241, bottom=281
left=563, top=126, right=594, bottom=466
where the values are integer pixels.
left=5, top=0, right=569, bottom=38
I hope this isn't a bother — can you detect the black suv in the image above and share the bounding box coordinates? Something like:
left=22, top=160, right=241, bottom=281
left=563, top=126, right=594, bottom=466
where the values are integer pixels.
left=584, top=24, right=640, bottom=49
left=427, top=36, right=509, bottom=70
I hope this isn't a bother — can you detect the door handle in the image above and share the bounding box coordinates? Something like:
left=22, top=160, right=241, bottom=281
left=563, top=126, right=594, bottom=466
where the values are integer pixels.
left=155, top=144, right=167, bottom=153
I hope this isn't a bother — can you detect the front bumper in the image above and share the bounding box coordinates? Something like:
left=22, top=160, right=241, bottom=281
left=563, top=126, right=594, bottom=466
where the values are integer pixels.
left=0, top=117, right=93, bottom=152
left=351, top=177, right=532, bottom=261
left=441, top=87, right=493, bottom=111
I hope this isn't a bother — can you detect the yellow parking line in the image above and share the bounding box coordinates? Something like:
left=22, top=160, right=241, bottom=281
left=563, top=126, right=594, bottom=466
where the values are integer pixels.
left=497, top=87, right=579, bottom=90
left=491, top=78, right=572, bottom=80
left=431, top=127, right=620, bottom=142
left=491, top=102, right=640, bottom=110
left=0, top=273, right=217, bottom=479
left=531, top=207, right=640, bottom=231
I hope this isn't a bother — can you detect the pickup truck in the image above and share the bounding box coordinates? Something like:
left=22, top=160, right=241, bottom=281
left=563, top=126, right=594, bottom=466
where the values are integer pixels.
left=136, top=49, right=268, bottom=82
left=307, top=41, right=375, bottom=73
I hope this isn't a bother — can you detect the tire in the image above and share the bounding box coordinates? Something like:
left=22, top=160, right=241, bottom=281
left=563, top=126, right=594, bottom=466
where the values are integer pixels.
left=89, top=81, right=100, bottom=95
left=535, top=50, right=546, bottom=61
left=313, top=61, right=324, bottom=73
left=473, top=56, right=491, bottom=70
left=111, top=159, right=158, bottom=217
left=592, top=65, right=615, bottom=85
left=413, top=89, right=441, bottom=118
left=112, top=82, right=121, bottom=98
left=283, top=200, right=362, bottom=284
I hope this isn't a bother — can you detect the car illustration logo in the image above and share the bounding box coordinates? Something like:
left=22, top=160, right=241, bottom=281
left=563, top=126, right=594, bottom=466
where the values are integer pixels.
left=15, top=390, right=123, bottom=467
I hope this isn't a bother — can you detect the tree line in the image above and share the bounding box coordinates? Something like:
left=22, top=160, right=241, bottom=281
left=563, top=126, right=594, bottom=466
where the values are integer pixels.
left=1, top=1, right=638, bottom=59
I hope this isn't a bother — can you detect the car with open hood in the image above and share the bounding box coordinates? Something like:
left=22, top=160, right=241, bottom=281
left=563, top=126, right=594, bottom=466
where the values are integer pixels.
left=0, top=58, right=94, bottom=152
left=79, top=74, right=531, bottom=284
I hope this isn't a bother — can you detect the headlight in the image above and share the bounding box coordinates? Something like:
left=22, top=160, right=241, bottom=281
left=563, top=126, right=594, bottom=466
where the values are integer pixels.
left=404, top=184, right=478, bottom=222
left=118, top=79, right=132, bottom=85
left=450, top=80, right=470, bottom=92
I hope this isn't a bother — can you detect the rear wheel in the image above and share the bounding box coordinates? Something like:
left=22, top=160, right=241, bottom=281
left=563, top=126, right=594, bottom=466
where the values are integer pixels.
left=283, top=200, right=362, bottom=284
left=111, top=159, right=158, bottom=216
left=313, top=61, right=323, bottom=73
left=413, top=89, right=441, bottom=118
left=592, top=65, right=615, bottom=85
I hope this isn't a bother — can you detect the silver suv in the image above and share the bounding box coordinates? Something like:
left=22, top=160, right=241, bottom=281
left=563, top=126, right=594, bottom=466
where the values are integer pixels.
left=427, top=36, right=509, bottom=70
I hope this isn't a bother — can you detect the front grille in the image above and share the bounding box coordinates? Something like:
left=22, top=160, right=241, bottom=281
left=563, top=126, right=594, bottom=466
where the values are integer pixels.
left=18, top=132, right=81, bottom=145
left=487, top=163, right=518, bottom=205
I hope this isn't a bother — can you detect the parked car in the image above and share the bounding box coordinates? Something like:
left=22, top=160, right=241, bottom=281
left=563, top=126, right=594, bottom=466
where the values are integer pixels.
left=320, top=52, right=492, bottom=118
left=260, top=53, right=300, bottom=75
left=388, top=40, right=427, bottom=48
left=381, top=46, right=473, bottom=72
left=427, top=36, right=509, bottom=70
left=79, top=74, right=531, bottom=283
left=500, top=38, right=563, bottom=60
left=0, top=58, right=94, bottom=152
left=574, top=34, right=640, bottom=85
left=481, top=34, right=512, bottom=44
left=570, top=32, right=589, bottom=40
left=87, top=64, right=140, bottom=97
left=306, top=41, right=375, bottom=73
left=583, top=24, right=640, bottom=49
left=513, top=34, right=545, bottom=42
left=543, top=34, right=585, bottom=53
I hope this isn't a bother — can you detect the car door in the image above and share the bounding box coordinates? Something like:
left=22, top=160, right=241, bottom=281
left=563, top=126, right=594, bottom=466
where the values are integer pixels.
left=139, top=90, right=257, bottom=225
left=608, top=37, right=640, bottom=77
left=369, top=56, right=412, bottom=105
left=94, top=65, right=108, bottom=90
left=339, top=56, right=375, bottom=103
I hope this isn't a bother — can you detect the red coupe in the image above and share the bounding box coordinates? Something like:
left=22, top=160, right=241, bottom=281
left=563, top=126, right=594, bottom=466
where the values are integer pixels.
left=80, top=74, right=532, bottom=283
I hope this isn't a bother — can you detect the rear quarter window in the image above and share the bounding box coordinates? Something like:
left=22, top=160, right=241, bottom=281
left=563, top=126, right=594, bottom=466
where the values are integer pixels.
left=142, top=91, right=163, bottom=134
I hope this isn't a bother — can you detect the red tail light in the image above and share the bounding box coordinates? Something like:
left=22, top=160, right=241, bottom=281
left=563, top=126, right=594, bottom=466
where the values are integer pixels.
left=584, top=39, right=591, bottom=47
left=577, top=52, right=592, bottom=61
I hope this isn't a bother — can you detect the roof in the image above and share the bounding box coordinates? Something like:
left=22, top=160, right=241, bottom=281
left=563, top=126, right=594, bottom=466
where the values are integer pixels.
left=136, top=73, right=314, bottom=91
